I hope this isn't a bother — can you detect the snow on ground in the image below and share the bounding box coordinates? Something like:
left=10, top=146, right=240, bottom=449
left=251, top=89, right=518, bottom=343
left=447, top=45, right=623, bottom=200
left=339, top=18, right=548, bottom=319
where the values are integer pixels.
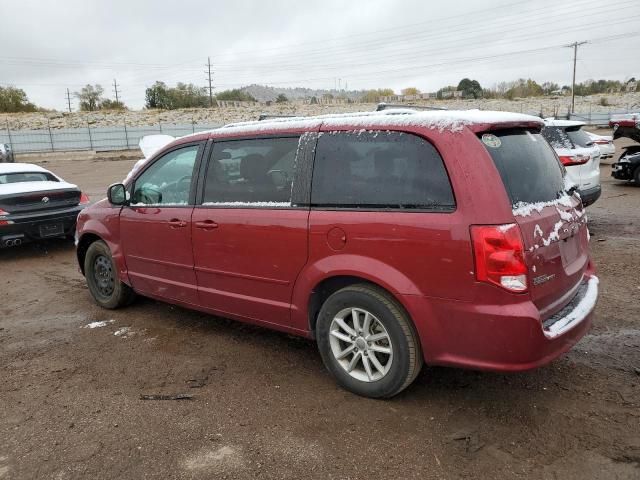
left=83, top=320, right=115, bottom=329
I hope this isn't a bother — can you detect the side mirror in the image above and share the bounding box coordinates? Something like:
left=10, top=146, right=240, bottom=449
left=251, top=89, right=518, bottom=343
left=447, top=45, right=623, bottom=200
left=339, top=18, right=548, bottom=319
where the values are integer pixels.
left=107, top=183, right=128, bottom=206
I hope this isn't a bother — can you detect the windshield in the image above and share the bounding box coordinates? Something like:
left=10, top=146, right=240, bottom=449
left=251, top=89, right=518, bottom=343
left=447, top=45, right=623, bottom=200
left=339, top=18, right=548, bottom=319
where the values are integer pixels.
left=481, top=129, right=565, bottom=205
left=565, top=127, right=593, bottom=148
left=0, top=172, right=56, bottom=184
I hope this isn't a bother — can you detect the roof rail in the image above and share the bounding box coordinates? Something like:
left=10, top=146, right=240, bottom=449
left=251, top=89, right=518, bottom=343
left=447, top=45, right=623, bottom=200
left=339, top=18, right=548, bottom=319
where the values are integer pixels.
left=376, top=103, right=447, bottom=111
left=258, top=114, right=297, bottom=121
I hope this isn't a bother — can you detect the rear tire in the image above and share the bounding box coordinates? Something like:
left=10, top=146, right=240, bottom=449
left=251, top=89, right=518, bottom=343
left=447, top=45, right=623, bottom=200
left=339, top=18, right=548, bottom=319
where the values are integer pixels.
left=84, top=240, right=135, bottom=309
left=634, top=166, right=640, bottom=185
left=316, top=284, right=423, bottom=398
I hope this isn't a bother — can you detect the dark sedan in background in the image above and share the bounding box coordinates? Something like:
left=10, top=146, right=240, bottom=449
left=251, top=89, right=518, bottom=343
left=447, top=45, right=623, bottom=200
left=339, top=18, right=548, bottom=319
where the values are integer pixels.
left=0, top=163, right=89, bottom=248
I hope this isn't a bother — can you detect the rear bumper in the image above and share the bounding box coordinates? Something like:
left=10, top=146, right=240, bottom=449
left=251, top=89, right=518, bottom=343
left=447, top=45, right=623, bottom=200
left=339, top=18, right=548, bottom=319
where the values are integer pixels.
left=402, top=275, right=598, bottom=372
left=611, top=162, right=635, bottom=180
left=0, top=206, right=83, bottom=247
left=578, top=185, right=601, bottom=206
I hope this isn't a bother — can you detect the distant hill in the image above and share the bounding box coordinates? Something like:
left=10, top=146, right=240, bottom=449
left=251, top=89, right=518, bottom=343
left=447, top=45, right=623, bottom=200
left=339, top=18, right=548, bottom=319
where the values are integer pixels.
left=239, top=84, right=364, bottom=102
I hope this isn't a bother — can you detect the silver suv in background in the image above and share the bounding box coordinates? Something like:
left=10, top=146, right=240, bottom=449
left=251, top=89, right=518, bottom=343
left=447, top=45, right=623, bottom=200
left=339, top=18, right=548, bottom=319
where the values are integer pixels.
left=542, top=119, right=601, bottom=206
left=0, top=144, right=14, bottom=163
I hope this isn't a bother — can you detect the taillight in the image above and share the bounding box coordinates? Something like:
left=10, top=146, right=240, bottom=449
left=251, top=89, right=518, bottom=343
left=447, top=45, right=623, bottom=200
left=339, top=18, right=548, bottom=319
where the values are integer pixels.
left=0, top=208, right=13, bottom=226
left=79, top=192, right=90, bottom=205
left=559, top=154, right=590, bottom=166
left=471, top=224, right=528, bottom=293
left=594, top=140, right=609, bottom=145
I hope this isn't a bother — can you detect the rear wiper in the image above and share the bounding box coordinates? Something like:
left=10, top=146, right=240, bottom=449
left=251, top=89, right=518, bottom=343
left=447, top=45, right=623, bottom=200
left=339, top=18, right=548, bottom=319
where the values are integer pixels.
left=565, top=185, right=579, bottom=196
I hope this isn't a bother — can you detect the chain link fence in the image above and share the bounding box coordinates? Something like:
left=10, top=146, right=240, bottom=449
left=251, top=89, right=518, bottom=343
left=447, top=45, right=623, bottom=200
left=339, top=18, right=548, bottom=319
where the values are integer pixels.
left=0, top=121, right=222, bottom=156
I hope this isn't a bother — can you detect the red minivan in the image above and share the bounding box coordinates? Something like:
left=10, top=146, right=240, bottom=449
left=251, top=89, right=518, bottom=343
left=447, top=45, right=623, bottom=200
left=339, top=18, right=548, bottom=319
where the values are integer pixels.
left=76, top=110, right=598, bottom=398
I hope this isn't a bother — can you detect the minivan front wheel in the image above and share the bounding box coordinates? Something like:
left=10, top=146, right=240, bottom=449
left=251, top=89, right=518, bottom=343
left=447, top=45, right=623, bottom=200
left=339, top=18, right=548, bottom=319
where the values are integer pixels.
left=84, top=240, right=135, bottom=309
left=316, top=284, right=423, bottom=398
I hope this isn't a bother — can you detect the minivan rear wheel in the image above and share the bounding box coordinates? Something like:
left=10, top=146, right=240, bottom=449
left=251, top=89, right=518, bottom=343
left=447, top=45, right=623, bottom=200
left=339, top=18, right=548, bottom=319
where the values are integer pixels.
left=84, top=240, right=135, bottom=309
left=316, top=284, right=422, bottom=398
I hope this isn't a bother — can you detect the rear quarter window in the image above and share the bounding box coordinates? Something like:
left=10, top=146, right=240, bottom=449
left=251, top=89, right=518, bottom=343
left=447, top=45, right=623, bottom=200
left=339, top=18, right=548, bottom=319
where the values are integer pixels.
left=481, top=129, right=564, bottom=205
left=311, top=130, right=455, bottom=211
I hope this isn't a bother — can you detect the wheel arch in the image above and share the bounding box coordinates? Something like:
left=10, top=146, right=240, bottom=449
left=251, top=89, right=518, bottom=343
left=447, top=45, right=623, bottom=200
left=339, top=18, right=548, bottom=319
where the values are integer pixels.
left=76, top=232, right=103, bottom=275
left=305, top=274, right=417, bottom=341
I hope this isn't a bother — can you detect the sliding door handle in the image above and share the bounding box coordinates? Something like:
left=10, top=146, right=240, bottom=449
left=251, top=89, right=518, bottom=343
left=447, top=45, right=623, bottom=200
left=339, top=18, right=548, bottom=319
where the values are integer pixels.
left=168, top=218, right=187, bottom=228
left=195, top=220, right=218, bottom=230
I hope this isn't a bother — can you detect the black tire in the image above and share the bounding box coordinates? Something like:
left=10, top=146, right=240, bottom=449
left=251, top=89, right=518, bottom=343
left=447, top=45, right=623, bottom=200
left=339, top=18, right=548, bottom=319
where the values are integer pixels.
left=316, top=284, right=423, bottom=398
left=84, top=240, right=135, bottom=309
left=634, top=166, right=640, bottom=185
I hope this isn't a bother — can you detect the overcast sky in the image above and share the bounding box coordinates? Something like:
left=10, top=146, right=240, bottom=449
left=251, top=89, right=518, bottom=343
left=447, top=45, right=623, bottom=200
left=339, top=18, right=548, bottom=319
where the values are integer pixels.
left=1, top=0, right=639, bottom=110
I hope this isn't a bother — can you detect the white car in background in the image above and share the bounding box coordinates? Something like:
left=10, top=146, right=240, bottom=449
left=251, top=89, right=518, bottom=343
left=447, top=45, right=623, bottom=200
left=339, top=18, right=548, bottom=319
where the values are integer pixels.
left=541, top=119, right=601, bottom=206
left=585, top=131, right=615, bottom=160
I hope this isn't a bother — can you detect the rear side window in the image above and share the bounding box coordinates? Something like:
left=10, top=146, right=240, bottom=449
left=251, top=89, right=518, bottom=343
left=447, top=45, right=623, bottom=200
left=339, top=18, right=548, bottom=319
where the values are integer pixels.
left=481, top=129, right=564, bottom=205
left=311, top=131, right=455, bottom=210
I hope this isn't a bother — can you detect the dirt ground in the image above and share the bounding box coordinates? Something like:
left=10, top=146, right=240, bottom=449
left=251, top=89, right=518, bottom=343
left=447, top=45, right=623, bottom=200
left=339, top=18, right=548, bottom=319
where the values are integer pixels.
left=1, top=133, right=639, bottom=479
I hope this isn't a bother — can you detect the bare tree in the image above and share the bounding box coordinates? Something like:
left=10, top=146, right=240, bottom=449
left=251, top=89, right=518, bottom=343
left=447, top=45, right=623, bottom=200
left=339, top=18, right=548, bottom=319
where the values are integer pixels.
left=74, top=84, right=104, bottom=111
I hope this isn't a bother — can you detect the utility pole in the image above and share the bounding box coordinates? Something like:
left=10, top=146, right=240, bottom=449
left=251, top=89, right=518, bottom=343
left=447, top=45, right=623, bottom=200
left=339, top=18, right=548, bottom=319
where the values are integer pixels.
left=65, top=88, right=72, bottom=112
left=566, top=41, right=587, bottom=114
left=205, top=57, right=214, bottom=107
left=112, top=79, right=121, bottom=104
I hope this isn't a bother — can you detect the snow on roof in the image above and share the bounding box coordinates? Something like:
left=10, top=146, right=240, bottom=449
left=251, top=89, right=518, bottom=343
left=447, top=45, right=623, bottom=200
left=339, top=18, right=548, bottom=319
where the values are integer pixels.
left=191, top=109, right=543, bottom=137
left=543, top=119, right=586, bottom=127
left=0, top=163, right=51, bottom=175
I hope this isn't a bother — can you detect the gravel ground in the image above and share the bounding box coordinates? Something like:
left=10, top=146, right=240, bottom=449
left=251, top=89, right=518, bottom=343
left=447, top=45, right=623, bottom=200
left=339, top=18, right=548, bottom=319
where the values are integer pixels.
left=0, top=134, right=639, bottom=479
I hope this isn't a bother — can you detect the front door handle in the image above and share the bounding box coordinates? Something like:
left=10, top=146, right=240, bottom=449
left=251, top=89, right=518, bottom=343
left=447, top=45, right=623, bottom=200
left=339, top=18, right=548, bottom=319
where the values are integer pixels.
left=195, top=220, right=218, bottom=230
left=168, top=218, right=187, bottom=228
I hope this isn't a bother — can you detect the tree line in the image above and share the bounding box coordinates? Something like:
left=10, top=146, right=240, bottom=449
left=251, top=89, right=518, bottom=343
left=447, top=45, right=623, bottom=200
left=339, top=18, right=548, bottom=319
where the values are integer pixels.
left=0, top=77, right=636, bottom=113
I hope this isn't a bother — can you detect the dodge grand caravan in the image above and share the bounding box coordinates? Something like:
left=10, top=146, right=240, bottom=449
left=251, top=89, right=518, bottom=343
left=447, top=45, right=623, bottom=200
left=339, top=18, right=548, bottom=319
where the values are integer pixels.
left=76, top=110, right=598, bottom=398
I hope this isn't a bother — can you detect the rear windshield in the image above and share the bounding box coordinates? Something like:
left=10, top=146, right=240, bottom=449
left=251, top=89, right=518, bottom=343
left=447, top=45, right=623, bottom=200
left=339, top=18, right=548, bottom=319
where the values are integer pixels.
left=480, top=129, right=565, bottom=205
left=565, top=127, right=593, bottom=148
left=541, top=126, right=574, bottom=149
left=0, top=172, right=56, bottom=184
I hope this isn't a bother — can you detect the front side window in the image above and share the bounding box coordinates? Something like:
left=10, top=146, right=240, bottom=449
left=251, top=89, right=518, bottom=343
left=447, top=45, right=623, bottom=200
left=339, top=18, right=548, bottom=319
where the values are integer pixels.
left=131, top=144, right=199, bottom=206
left=202, top=137, right=300, bottom=207
left=311, top=131, right=455, bottom=210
